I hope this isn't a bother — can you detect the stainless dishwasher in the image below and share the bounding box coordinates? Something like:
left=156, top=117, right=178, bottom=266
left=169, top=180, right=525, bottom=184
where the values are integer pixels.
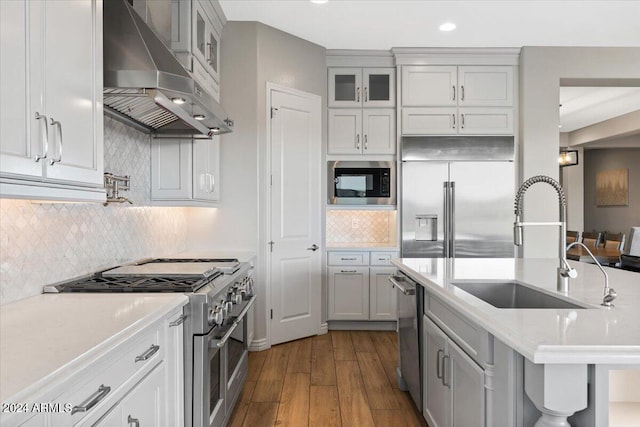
left=389, top=272, right=423, bottom=411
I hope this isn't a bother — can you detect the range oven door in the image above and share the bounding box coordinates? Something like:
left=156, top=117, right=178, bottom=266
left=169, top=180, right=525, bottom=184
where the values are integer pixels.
left=225, top=295, right=256, bottom=414
left=193, top=325, right=225, bottom=427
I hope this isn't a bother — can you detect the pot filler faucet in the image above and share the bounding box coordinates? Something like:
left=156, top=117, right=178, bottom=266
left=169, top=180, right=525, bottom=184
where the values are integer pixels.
left=513, top=175, right=616, bottom=307
left=513, top=175, right=575, bottom=294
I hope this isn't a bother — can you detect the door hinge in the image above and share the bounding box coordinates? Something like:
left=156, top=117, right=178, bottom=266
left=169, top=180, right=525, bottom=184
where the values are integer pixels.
left=271, top=107, right=278, bottom=118
left=270, top=309, right=273, bottom=319
left=268, top=241, right=274, bottom=252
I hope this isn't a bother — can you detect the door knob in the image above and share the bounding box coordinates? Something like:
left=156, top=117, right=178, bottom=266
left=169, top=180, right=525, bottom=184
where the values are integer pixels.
left=307, top=244, right=319, bottom=251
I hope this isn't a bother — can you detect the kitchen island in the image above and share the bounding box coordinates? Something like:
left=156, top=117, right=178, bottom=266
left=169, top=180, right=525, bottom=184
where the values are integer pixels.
left=392, top=257, right=640, bottom=427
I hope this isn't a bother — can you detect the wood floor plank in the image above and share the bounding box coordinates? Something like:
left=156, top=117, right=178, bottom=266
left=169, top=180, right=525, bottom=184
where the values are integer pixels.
left=351, top=331, right=376, bottom=353
left=392, top=388, right=427, bottom=427
left=309, top=385, right=341, bottom=427
left=311, top=335, right=336, bottom=386
left=335, top=360, right=376, bottom=427
left=242, top=402, right=279, bottom=427
left=247, top=350, right=268, bottom=382
left=252, top=343, right=290, bottom=402
left=372, top=409, right=413, bottom=427
left=276, top=373, right=310, bottom=427
left=227, top=381, right=256, bottom=427
left=331, top=330, right=357, bottom=361
left=369, top=332, right=400, bottom=389
left=357, top=351, right=400, bottom=410
left=287, top=337, right=312, bottom=374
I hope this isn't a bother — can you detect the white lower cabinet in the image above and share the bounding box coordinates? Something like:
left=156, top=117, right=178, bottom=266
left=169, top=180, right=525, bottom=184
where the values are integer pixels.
left=423, top=315, right=485, bottom=427
left=327, top=251, right=397, bottom=322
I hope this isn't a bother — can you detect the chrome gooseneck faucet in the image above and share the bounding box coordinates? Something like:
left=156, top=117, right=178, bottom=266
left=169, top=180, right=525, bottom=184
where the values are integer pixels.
left=565, top=242, right=616, bottom=307
left=513, top=175, right=575, bottom=293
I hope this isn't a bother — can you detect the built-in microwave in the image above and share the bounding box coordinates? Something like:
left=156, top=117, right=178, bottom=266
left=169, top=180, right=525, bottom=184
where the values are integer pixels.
left=328, top=161, right=396, bottom=205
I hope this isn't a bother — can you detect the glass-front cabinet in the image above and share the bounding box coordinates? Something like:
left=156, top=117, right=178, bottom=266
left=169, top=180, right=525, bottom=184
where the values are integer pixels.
left=329, top=67, right=395, bottom=108
left=192, top=0, right=220, bottom=83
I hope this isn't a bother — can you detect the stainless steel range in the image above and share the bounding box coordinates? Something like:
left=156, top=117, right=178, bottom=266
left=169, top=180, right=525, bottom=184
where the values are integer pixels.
left=43, top=257, right=255, bottom=427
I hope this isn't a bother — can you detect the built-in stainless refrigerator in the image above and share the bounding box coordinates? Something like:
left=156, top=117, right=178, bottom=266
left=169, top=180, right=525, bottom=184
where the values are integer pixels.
left=401, top=136, right=515, bottom=258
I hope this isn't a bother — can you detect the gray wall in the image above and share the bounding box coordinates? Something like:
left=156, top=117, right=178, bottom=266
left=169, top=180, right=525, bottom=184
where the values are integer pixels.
left=187, top=22, right=326, bottom=347
left=583, top=147, right=640, bottom=243
left=519, top=47, right=640, bottom=257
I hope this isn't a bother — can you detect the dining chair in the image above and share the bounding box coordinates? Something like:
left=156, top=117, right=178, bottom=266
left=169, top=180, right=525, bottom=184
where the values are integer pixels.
left=603, top=232, right=625, bottom=251
left=566, top=230, right=581, bottom=245
left=581, top=231, right=602, bottom=249
left=620, top=254, right=640, bottom=273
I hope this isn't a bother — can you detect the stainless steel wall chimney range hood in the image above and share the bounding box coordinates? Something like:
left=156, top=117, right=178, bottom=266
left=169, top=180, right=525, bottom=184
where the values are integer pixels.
left=103, top=0, right=232, bottom=137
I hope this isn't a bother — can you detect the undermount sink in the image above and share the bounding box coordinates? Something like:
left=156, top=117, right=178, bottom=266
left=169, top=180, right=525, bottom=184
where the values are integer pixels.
left=451, top=281, right=588, bottom=309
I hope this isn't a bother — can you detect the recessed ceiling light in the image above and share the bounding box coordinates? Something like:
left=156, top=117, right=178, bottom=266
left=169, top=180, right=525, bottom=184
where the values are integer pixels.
left=171, top=97, right=186, bottom=105
left=194, top=114, right=206, bottom=120
left=310, top=0, right=328, bottom=4
left=439, top=22, right=456, bottom=32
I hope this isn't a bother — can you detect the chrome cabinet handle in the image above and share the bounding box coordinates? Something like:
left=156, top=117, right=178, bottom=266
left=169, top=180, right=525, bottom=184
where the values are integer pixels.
left=127, top=415, right=140, bottom=427
left=71, top=385, right=111, bottom=415
left=341, top=257, right=356, bottom=261
left=452, top=85, right=456, bottom=101
left=461, top=85, right=465, bottom=101
left=356, top=87, right=360, bottom=102
left=48, top=119, right=62, bottom=166
left=340, top=270, right=358, bottom=274
left=461, top=113, right=465, bottom=129
left=442, top=354, right=451, bottom=388
left=209, top=173, right=215, bottom=193
left=199, top=173, right=207, bottom=192
left=169, top=315, right=187, bottom=327
left=364, top=87, right=368, bottom=102
left=452, top=114, right=456, bottom=129
left=436, top=349, right=444, bottom=379
left=135, top=344, right=160, bottom=362
left=206, top=42, right=212, bottom=63
left=356, top=134, right=360, bottom=150
left=307, top=244, right=319, bottom=251
left=34, top=112, right=48, bottom=162
left=364, top=134, right=368, bottom=150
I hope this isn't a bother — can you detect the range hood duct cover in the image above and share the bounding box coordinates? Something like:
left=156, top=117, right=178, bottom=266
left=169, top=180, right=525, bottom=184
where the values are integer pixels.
left=103, top=0, right=232, bottom=136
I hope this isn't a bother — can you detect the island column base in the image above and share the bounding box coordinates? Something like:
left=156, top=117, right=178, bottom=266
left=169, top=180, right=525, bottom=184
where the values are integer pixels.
left=525, top=360, right=588, bottom=427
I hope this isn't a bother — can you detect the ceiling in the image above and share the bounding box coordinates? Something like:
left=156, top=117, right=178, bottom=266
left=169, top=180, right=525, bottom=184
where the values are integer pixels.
left=219, top=1, right=640, bottom=50
left=219, top=0, right=640, bottom=146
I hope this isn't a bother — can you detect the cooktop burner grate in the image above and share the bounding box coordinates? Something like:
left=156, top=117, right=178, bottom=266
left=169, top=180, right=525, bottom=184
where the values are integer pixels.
left=144, top=258, right=239, bottom=263
left=52, top=274, right=214, bottom=293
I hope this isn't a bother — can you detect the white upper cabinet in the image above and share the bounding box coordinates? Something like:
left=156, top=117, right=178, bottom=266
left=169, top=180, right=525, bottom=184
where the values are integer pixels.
left=328, top=109, right=395, bottom=155
left=329, top=67, right=395, bottom=108
left=151, top=137, right=220, bottom=206
left=402, top=65, right=513, bottom=107
left=401, top=65, right=514, bottom=135
left=172, top=0, right=223, bottom=100
left=0, top=0, right=104, bottom=201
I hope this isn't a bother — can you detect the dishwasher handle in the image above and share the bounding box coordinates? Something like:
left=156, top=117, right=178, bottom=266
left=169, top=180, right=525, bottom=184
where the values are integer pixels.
left=389, top=275, right=416, bottom=296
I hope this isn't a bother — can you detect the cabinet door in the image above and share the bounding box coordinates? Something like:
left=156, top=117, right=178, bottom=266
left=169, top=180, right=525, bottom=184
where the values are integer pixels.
left=449, top=339, right=485, bottom=427
left=208, top=136, right=220, bottom=201
left=192, top=2, right=209, bottom=76
left=458, top=108, right=513, bottom=135
left=363, top=67, right=395, bottom=107
left=151, top=139, right=193, bottom=199
left=402, top=66, right=457, bottom=107
left=458, top=66, right=513, bottom=107
left=0, top=0, right=43, bottom=179
left=42, top=0, right=103, bottom=186
left=193, top=139, right=211, bottom=201
left=328, top=109, right=362, bottom=154
left=402, top=108, right=457, bottom=135
left=423, top=316, right=450, bottom=427
left=369, top=267, right=397, bottom=320
left=328, top=266, right=369, bottom=320
left=328, top=68, right=363, bottom=108
left=362, top=109, right=396, bottom=154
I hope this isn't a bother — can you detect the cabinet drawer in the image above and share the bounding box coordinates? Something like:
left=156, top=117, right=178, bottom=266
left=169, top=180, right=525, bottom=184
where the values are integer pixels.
left=51, top=323, right=164, bottom=425
left=425, top=293, right=487, bottom=366
left=370, top=251, right=398, bottom=266
left=328, top=251, right=369, bottom=265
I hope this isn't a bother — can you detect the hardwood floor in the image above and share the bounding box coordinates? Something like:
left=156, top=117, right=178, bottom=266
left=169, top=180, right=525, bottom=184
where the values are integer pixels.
left=227, top=331, right=427, bottom=427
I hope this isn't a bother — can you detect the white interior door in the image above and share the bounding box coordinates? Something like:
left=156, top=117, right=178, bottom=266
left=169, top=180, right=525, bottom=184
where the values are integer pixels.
left=269, top=87, right=321, bottom=345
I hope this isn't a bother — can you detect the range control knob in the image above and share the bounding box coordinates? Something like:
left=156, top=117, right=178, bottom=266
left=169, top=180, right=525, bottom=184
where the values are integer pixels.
left=224, top=300, right=234, bottom=314
left=208, top=306, right=224, bottom=326
left=233, top=292, right=243, bottom=304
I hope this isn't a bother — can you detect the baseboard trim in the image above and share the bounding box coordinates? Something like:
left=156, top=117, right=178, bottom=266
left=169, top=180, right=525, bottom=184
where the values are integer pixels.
left=248, top=338, right=270, bottom=352
left=318, top=322, right=329, bottom=335
left=328, top=320, right=397, bottom=331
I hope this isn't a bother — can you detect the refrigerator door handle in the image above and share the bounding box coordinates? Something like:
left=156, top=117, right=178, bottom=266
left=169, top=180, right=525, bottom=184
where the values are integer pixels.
left=443, top=182, right=449, bottom=258
left=450, top=182, right=456, bottom=258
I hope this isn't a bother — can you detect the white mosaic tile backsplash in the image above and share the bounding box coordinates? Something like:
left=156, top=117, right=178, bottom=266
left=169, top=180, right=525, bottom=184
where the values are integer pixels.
left=326, top=210, right=397, bottom=245
left=0, top=117, right=188, bottom=305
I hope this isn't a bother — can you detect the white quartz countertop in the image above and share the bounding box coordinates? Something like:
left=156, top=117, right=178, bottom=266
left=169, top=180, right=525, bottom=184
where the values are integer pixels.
left=392, top=258, right=640, bottom=365
left=171, top=249, right=257, bottom=263
left=0, top=293, right=188, bottom=402
left=326, top=244, right=400, bottom=251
